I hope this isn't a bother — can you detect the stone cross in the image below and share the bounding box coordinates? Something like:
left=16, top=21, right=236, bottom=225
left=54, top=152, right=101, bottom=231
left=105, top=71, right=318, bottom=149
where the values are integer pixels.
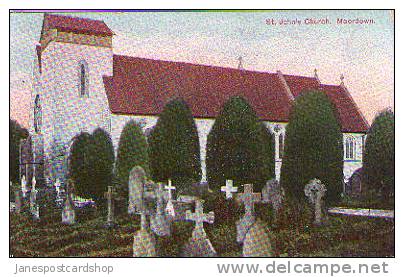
left=221, top=179, right=238, bottom=199
left=304, top=179, right=327, bottom=225
left=164, top=179, right=176, bottom=217
left=62, top=193, right=75, bottom=225
left=186, top=199, right=214, bottom=239
left=164, top=179, right=176, bottom=201
left=21, top=175, right=27, bottom=197
left=235, top=184, right=262, bottom=243
left=104, top=186, right=117, bottom=227
left=54, top=178, right=61, bottom=199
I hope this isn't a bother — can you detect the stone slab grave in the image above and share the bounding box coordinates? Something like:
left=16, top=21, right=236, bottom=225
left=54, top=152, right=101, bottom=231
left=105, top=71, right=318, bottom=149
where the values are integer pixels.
left=133, top=213, right=156, bottom=257
left=242, top=219, right=273, bottom=257
left=104, top=185, right=118, bottom=228
left=62, top=181, right=75, bottom=225
left=221, top=179, right=238, bottom=199
left=304, top=179, right=327, bottom=225
left=235, top=184, right=261, bottom=243
left=262, top=179, right=284, bottom=220
left=182, top=199, right=216, bottom=257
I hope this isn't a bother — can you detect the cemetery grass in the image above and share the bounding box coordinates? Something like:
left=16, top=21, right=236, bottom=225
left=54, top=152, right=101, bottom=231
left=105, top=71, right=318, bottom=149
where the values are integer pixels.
left=10, top=208, right=394, bottom=257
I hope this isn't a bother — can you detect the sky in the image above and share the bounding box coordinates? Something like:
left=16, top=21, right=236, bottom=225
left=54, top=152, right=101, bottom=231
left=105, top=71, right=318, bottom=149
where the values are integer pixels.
left=10, top=10, right=394, bottom=129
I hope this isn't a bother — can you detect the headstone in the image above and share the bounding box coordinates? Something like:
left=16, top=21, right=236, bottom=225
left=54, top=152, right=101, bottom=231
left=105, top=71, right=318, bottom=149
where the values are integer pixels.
left=150, top=183, right=171, bottom=236
left=262, top=179, right=284, bottom=219
left=304, top=179, right=327, bottom=225
left=29, top=184, right=38, bottom=216
left=62, top=193, right=75, bottom=225
left=164, top=179, right=176, bottom=217
left=133, top=213, right=156, bottom=257
left=32, top=176, right=36, bottom=191
left=14, top=190, right=21, bottom=214
left=21, top=175, right=28, bottom=197
left=128, top=166, right=147, bottom=215
left=235, top=184, right=261, bottom=243
left=185, top=199, right=214, bottom=239
left=104, top=186, right=117, bottom=227
left=242, top=219, right=273, bottom=257
left=54, top=178, right=61, bottom=199
left=182, top=199, right=216, bottom=257
left=221, top=179, right=238, bottom=199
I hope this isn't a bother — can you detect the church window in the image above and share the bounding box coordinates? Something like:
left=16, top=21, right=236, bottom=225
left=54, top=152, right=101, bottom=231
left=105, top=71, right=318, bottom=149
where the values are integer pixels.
left=345, top=136, right=356, bottom=160
left=79, top=61, right=89, bottom=97
left=34, top=94, right=42, bottom=133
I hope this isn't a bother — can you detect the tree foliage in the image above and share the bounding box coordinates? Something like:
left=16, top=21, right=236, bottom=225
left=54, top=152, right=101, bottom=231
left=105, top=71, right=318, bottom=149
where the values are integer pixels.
left=363, top=109, right=394, bottom=199
left=206, top=96, right=275, bottom=192
left=148, top=98, right=201, bottom=193
left=115, top=120, right=150, bottom=201
left=10, top=119, right=29, bottom=184
left=69, top=128, right=114, bottom=204
left=280, top=91, right=343, bottom=205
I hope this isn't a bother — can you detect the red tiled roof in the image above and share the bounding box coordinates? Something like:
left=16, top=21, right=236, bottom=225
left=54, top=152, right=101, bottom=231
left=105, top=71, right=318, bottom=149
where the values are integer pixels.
left=103, top=55, right=368, bottom=133
left=43, top=14, right=113, bottom=36
left=319, top=84, right=369, bottom=133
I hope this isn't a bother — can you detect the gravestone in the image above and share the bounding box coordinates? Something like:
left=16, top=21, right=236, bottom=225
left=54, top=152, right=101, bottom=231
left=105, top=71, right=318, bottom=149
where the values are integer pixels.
left=221, top=179, right=238, bottom=199
left=235, top=184, right=261, bottom=243
left=14, top=190, right=22, bottom=214
left=21, top=175, right=28, bottom=197
left=62, top=193, right=75, bottom=225
left=104, top=186, right=117, bottom=227
left=54, top=178, right=61, bottom=199
left=128, top=166, right=147, bottom=215
left=133, top=213, right=156, bottom=257
left=29, top=177, right=38, bottom=218
left=164, top=179, right=176, bottom=217
left=304, top=179, right=327, bottom=225
left=262, top=179, right=284, bottom=219
left=182, top=199, right=216, bottom=257
left=150, top=183, right=171, bottom=236
left=242, top=219, right=273, bottom=257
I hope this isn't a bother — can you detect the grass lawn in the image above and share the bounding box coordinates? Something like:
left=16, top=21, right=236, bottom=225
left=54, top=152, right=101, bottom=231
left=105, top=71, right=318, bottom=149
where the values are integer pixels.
left=10, top=206, right=394, bottom=257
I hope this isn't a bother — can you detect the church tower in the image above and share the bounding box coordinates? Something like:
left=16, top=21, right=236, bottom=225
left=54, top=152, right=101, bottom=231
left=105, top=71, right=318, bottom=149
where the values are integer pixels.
left=35, top=13, right=114, bottom=184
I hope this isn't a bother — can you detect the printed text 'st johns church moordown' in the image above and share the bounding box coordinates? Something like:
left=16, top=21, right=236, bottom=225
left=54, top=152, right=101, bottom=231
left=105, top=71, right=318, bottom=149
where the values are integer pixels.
left=23, top=14, right=369, bottom=187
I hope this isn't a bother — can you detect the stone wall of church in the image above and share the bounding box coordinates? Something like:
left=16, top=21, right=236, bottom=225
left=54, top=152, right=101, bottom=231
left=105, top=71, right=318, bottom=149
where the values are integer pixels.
left=39, top=40, right=113, bottom=182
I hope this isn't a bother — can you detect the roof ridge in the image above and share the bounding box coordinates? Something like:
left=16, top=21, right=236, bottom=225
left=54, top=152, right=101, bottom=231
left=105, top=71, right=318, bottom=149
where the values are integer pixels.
left=44, top=13, right=106, bottom=24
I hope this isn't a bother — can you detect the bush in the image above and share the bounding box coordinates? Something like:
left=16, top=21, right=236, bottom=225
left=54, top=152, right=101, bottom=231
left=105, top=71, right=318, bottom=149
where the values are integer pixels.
left=206, top=96, right=275, bottom=192
left=10, top=119, right=29, bottom=184
left=363, top=109, right=394, bottom=200
left=69, top=129, right=114, bottom=205
left=280, top=91, right=344, bottom=205
left=115, top=120, right=150, bottom=206
left=149, top=98, right=201, bottom=193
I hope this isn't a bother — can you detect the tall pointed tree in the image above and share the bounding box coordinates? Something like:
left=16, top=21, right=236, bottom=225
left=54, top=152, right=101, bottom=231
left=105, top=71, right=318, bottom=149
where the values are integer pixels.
left=280, top=90, right=343, bottom=205
left=206, top=96, right=275, bottom=192
left=115, top=120, right=150, bottom=203
left=148, top=98, right=201, bottom=193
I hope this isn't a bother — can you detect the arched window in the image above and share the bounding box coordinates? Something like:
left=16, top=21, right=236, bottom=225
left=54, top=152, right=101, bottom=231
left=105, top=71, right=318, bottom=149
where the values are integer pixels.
left=345, top=136, right=355, bottom=160
left=78, top=61, right=89, bottom=97
left=34, top=94, right=42, bottom=133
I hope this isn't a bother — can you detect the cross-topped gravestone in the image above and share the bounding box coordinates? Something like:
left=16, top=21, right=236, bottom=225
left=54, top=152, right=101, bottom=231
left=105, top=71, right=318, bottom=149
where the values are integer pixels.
left=304, top=179, right=327, bottom=225
left=150, top=183, right=171, bottom=236
left=104, top=186, right=117, bottom=227
left=186, top=199, right=214, bottom=239
left=235, top=184, right=261, bottom=243
left=164, top=179, right=176, bottom=217
left=262, top=179, right=284, bottom=220
left=21, top=175, right=28, bottom=197
left=221, top=179, right=238, bottom=199
left=54, top=178, right=61, bottom=198
left=62, top=181, right=75, bottom=225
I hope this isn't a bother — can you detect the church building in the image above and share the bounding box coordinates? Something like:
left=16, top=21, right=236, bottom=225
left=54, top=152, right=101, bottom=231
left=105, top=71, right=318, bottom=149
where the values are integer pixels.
left=26, top=14, right=369, bottom=187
